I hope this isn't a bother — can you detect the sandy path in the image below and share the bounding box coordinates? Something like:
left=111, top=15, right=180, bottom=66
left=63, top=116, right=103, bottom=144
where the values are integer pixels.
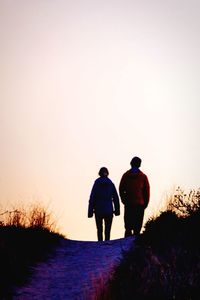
left=13, top=237, right=135, bottom=300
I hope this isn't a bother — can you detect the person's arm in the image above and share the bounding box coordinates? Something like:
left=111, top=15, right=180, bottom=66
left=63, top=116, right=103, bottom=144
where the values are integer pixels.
left=119, top=174, right=127, bottom=204
left=88, top=182, right=97, bottom=218
left=112, top=184, right=120, bottom=216
left=143, top=175, right=150, bottom=208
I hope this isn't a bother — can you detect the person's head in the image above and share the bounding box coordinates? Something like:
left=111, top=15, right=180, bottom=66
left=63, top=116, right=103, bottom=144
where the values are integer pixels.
left=130, top=156, right=142, bottom=168
left=98, top=167, right=109, bottom=177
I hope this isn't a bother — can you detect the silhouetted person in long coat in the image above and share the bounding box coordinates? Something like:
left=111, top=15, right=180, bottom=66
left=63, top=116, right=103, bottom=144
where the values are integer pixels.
left=119, top=156, right=150, bottom=237
left=88, top=167, right=120, bottom=241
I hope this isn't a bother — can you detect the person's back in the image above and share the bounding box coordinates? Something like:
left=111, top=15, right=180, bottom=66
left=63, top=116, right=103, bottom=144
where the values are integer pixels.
left=91, top=176, right=118, bottom=215
left=120, top=169, right=149, bottom=207
left=88, top=167, right=120, bottom=241
left=119, top=156, right=150, bottom=237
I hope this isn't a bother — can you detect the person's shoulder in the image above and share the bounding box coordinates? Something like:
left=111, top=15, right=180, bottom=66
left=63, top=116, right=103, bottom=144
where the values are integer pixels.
left=122, top=169, right=132, bottom=177
left=139, top=170, right=148, bottom=179
left=94, top=177, right=101, bottom=184
left=106, top=177, right=114, bottom=185
left=95, top=176, right=103, bottom=182
left=103, top=177, right=116, bottom=187
left=109, top=178, right=117, bottom=187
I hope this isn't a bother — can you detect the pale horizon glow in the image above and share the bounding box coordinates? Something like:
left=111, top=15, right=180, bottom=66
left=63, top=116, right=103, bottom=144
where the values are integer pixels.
left=0, top=0, right=200, bottom=240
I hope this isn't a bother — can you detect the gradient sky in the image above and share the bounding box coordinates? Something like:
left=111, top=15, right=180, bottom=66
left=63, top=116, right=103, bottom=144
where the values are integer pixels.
left=0, top=0, right=200, bottom=240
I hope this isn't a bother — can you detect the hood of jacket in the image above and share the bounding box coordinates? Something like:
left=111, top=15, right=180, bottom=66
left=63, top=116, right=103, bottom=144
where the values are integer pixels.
left=95, top=176, right=112, bottom=185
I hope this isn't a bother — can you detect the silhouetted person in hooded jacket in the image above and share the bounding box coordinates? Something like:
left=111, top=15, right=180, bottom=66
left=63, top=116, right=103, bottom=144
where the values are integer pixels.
left=88, top=167, right=120, bottom=241
left=119, top=156, right=150, bottom=237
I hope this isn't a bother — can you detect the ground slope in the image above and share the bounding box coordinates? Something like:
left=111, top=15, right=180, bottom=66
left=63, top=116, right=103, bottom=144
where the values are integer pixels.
left=13, top=237, right=135, bottom=299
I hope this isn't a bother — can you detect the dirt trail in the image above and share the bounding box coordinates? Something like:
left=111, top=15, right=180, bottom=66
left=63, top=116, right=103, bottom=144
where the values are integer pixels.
left=13, top=237, right=135, bottom=300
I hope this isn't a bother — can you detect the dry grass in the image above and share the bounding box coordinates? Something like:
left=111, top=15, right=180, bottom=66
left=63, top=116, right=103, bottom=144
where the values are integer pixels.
left=0, top=202, right=63, bottom=299
left=166, top=186, right=200, bottom=217
left=0, top=202, right=57, bottom=231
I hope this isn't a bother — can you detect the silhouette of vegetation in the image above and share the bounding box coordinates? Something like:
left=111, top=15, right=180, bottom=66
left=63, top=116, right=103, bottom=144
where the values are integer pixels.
left=100, top=187, right=200, bottom=300
left=0, top=203, right=63, bottom=299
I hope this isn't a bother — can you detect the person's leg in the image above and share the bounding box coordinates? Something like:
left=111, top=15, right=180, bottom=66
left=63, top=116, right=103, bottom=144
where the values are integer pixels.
left=95, top=214, right=103, bottom=241
left=124, top=229, right=133, bottom=237
left=132, top=206, right=145, bottom=235
left=104, top=215, right=113, bottom=241
left=124, top=205, right=133, bottom=237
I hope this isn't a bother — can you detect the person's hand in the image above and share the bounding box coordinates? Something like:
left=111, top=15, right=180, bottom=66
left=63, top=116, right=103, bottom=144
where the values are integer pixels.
left=88, top=212, right=93, bottom=218
left=114, top=210, right=120, bottom=216
left=121, top=196, right=127, bottom=205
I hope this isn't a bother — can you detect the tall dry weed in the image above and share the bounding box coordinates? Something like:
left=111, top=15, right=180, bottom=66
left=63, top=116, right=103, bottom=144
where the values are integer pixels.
left=0, top=202, right=57, bottom=232
left=166, top=187, right=200, bottom=217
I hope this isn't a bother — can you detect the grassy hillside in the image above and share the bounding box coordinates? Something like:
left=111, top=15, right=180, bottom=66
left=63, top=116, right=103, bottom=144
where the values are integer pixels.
left=102, top=188, right=200, bottom=300
left=0, top=204, right=63, bottom=299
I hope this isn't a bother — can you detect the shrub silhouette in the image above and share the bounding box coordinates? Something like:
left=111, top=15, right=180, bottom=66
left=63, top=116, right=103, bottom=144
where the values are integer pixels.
left=103, top=187, right=200, bottom=300
left=0, top=203, right=63, bottom=299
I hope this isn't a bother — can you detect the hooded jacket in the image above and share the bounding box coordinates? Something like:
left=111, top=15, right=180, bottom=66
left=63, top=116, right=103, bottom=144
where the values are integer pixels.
left=88, top=177, right=120, bottom=217
left=119, top=169, right=150, bottom=208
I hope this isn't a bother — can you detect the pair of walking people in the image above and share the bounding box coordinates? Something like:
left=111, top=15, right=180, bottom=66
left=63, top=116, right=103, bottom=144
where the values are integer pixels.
left=88, top=156, right=150, bottom=241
